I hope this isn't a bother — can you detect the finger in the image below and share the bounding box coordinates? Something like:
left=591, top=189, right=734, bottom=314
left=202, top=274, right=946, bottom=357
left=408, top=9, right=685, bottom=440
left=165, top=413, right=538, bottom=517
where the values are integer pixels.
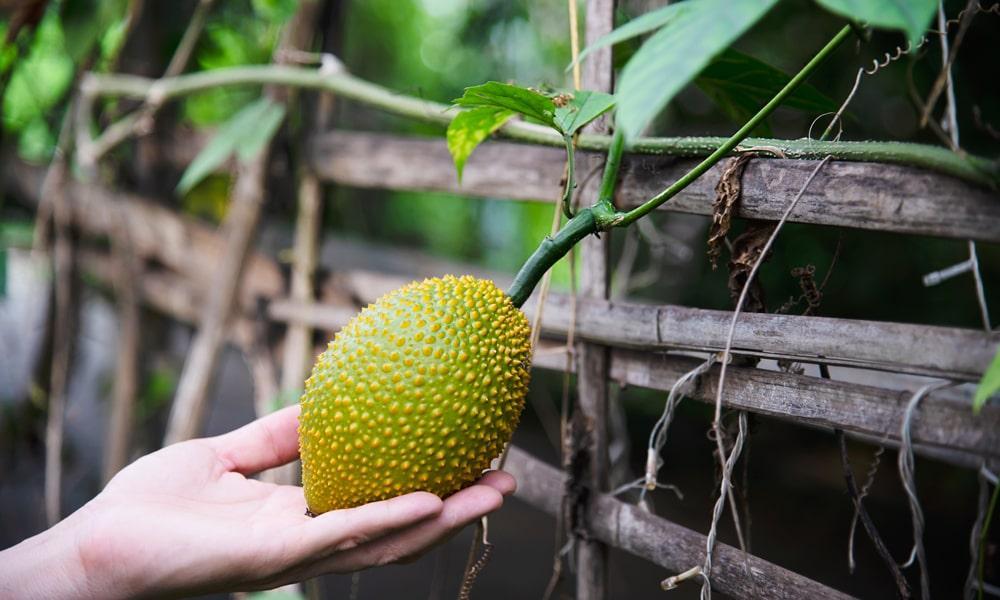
left=477, top=470, right=516, bottom=496
left=209, top=404, right=302, bottom=475
left=313, top=483, right=504, bottom=573
left=294, top=491, right=443, bottom=560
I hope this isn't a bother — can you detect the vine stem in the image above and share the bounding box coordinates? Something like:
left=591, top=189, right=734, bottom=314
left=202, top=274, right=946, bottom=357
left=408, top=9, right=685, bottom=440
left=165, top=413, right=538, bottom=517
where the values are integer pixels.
left=613, top=24, right=852, bottom=227
left=81, top=62, right=998, bottom=187
left=506, top=24, right=851, bottom=306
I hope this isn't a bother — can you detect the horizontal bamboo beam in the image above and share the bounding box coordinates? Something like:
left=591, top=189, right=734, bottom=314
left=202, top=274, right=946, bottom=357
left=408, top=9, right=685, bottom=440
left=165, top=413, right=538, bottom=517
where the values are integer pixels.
left=524, top=295, right=997, bottom=382
left=503, top=446, right=856, bottom=600
left=3, top=161, right=284, bottom=310
left=268, top=297, right=999, bottom=462
left=8, top=165, right=994, bottom=461
left=308, top=131, right=1000, bottom=243
left=81, top=64, right=999, bottom=186
left=21, top=149, right=985, bottom=383
left=532, top=344, right=999, bottom=464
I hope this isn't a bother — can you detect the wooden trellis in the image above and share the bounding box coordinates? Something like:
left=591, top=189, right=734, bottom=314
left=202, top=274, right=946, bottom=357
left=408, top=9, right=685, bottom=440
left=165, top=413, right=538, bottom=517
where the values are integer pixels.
left=6, top=0, right=999, bottom=598
left=6, top=131, right=999, bottom=594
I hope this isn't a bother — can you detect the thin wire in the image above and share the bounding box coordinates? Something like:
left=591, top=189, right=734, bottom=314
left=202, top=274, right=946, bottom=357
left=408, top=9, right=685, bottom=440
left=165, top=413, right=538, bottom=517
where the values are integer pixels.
left=965, top=467, right=992, bottom=599
left=847, top=443, right=886, bottom=573
left=934, top=2, right=993, bottom=331
left=898, top=380, right=952, bottom=600
left=700, top=156, right=833, bottom=599
left=640, top=356, right=714, bottom=505
left=700, top=411, right=749, bottom=600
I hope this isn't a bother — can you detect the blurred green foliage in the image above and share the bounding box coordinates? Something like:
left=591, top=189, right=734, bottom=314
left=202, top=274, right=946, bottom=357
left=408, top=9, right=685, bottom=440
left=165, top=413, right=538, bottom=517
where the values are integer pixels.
left=0, top=0, right=997, bottom=328
left=183, top=1, right=296, bottom=125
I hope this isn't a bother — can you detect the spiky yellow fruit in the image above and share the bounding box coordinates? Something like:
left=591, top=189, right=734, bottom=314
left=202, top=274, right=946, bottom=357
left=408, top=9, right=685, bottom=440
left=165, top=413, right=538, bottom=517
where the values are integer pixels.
left=298, top=275, right=532, bottom=514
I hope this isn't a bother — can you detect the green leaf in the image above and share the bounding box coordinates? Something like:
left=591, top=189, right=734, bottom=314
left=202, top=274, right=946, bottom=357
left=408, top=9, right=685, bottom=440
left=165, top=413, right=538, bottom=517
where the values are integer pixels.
left=974, top=345, right=1000, bottom=414
left=251, top=0, right=300, bottom=22
left=572, top=2, right=690, bottom=70
left=815, top=0, right=937, bottom=45
left=615, top=0, right=780, bottom=139
left=60, top=0, right=128, bottom=63
left=235, top=101, right=286, bottom=162
left=453, top=82, right=557, bottom=129
left=177, top=98, right=286, bottom=196
left=695, top=48, right=840, bottom=131
left=553, top=90, right=617, bottom=136
left=446, top=107, right=516, bottom=182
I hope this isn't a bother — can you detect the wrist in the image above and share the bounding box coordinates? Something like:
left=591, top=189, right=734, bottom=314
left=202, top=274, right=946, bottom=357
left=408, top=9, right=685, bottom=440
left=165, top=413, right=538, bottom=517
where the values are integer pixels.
left=0, top=514, right=95, bottom=600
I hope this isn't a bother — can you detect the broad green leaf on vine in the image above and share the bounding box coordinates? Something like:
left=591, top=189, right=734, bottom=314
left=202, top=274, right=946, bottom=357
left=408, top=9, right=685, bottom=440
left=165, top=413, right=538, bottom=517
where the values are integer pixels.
left=615, top=0, right=780, bottom=140
left=235, top=100, right=286, bottom=162
left=571, top=2, right=690, bottom=70
left=815, top=0, right=937, bottom=45
left=177, top=97, right=286, bottom=196
left=695, top=48, right=840, bottom=134
left=453, top=82, right=557, bottom=129
left=974, top=345, right=1000, bottom=414
left=446, top=106, right=516, bottom=182
left=553, top=90, right=617, bottom=136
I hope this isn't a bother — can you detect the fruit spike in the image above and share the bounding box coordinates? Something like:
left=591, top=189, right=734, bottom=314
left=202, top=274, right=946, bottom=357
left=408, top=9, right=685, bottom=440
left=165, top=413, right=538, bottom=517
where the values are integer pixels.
left=298, top=275, right=532, bottom=514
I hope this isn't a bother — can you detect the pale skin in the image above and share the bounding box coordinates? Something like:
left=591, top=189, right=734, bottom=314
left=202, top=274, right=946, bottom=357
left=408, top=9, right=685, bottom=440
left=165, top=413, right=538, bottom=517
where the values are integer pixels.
left=0, top=405, right=516, bottom=599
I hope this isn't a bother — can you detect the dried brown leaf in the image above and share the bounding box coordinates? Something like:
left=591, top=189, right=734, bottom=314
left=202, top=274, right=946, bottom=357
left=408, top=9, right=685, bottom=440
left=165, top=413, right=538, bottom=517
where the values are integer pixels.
left=707, top=154, right=753, bottom=270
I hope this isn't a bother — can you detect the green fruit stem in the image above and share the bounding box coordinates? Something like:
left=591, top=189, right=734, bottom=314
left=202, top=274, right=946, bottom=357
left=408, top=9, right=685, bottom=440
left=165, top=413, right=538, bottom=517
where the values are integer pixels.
left=506, top=207, right=599, bottom=308
left=83, top=57, right=999, bottom=188
left=506, top=25, right=854, bottom=306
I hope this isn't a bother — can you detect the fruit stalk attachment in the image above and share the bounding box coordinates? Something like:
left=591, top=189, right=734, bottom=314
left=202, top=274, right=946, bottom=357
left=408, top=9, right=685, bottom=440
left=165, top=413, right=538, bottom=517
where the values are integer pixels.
left=505, top=24, right=854, bottom=307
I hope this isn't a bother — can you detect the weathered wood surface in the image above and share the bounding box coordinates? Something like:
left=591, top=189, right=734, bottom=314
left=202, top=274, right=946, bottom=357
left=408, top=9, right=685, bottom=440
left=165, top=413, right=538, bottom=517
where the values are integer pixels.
left=504, top=446, right=856, bottom=600
left=10, top=165, right=997, bottom=459
left=308, top=130, right=1000, bottom=243
left=265, top=297, right=999, bottom=460
left=531, top=345, right=999, bottom=463
left=4, top=163, right=284, bottom=309
left=76, top=250, right=998, bottom=469
left=525, top=295, right=998, bottom=382
left=165, top=3, right=324, bottom=444
left=8, top=162, right=994, bottom=382
left=575, top=1, right=615, bottom=597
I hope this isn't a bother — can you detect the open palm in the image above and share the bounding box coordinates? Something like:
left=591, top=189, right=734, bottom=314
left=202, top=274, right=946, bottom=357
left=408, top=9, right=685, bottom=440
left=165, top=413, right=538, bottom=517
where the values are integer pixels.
left=61, top=405, right=514, bottom=598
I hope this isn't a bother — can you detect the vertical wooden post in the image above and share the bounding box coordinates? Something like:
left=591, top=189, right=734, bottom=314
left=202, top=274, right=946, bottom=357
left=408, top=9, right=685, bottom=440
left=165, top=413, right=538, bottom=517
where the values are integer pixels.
left=272, top=0, right=342, bottom=487
left=575, top=1, right=615, bottom=599
left=163, top=1, right=322, bottom=445
left=272, top=107, right=330, bottom=485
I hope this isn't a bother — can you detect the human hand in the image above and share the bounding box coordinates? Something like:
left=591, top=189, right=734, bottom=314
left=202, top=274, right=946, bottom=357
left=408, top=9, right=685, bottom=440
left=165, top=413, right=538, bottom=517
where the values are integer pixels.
left=0, top=405, right=515, bottom=599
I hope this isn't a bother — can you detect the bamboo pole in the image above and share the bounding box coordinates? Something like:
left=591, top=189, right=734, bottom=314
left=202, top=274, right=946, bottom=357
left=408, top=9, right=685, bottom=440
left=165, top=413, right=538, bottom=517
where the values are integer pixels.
left=574, top=2, right=615, bottom=598
left=163, top=1, right=322, bottom=444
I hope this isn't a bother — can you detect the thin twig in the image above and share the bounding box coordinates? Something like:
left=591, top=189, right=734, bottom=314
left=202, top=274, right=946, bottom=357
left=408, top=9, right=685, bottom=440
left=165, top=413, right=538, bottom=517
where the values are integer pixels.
left=921, top=0, right=977, bottom=133
left=164, top=2, right=320, bottom=445
left=43, top=150, right=74, bottom=527
left=934, top=2, right=992, bottom=332
left=38, top=88, right=90, bottom=526
left=847, top=444, right=885, bottom=573
left=458, top=517, right=493, bottom=600
left=966, top=468, right=994, bottom=599
left=837, top=431, right=911, bottom=598
left=976, top=473, right=999, bottom=600
left=79, top=0, right=218, bottom=168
